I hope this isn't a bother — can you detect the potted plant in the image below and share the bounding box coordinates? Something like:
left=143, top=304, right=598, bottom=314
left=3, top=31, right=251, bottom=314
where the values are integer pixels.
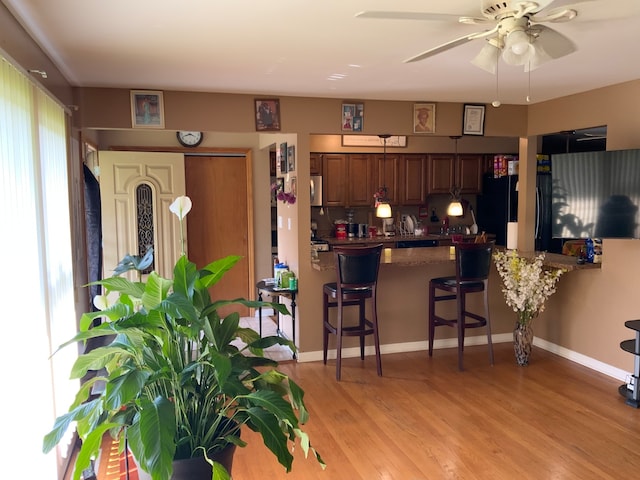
left=43, top=196, right=324, bottom=480
left=493, top=249, right=565, bottom=366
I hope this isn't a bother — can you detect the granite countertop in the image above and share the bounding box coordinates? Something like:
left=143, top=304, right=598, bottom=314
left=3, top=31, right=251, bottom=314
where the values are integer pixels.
left=311, top=246, right=600, bottom=272
left=319, top=234, right=484, bottom=245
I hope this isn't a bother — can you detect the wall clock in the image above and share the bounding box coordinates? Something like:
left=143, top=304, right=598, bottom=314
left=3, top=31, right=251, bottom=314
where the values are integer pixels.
left=176, top=131, right=203, bottom=147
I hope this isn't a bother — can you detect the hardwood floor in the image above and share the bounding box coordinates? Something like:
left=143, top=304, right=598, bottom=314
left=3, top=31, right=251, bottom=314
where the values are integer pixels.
left=232, top=343, right=640, bottom=479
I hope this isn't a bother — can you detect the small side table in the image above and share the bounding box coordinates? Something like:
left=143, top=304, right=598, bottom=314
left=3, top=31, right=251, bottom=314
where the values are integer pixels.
left=256, top=280, right=298, bottom=358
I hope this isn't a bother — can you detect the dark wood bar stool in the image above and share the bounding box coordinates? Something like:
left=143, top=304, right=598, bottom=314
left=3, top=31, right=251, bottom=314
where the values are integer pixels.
left=323, top=244, right=383, bottom=380
left=428, top=242, right=495, bottom=371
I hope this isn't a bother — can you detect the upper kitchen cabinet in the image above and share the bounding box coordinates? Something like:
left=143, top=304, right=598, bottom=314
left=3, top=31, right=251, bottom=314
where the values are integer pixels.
left=348, top=154, right=375, bottom=206
left=323, top=154, right=348, bottom=206
left=322, top=153, right=375, bottom=207
left=374, top=153, right=400, bottom=206
left=310, top=153, right=322, bottom=175
left=427, top=154, right=482, bottom=194
left=400, top=154, right=427, bottom=205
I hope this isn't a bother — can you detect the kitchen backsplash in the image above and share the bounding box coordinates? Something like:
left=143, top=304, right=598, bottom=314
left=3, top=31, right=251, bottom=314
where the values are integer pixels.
left=312, top=195, right=478, bottom=238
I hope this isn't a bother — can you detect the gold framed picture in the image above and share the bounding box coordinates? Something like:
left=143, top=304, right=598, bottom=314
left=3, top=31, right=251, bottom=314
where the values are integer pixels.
left=413, top=103, right=435, bottom=134
left=130, top=90, right=165, bottom=129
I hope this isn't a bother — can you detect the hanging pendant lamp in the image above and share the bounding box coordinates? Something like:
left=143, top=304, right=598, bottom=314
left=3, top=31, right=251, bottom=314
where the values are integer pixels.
left=447, top=136, right=464, bottom=217
left=375, top=134, right=392, bottom=218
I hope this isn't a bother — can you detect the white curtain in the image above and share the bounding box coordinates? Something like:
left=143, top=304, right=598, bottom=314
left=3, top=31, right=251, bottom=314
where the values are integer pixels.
left=0, top=54, right=77, bottom=479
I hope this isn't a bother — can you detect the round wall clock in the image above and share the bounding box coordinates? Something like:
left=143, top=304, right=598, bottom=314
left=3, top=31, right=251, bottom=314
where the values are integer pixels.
left=176, top=131, right=203, bottom=147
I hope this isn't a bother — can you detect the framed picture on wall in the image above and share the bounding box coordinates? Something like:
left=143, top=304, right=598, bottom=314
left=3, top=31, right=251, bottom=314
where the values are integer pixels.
left=130, top=90, right=165, bottom=128
left=463, top=104, right=486, bottom=136
left=255, top=98, right=281, bottom=131
left=413, top=103, right=435, bottom=134
left=342, top=103, right=364, bottom=132
left=279, top=142, right=288, bottom=174
left=287, top=145, right=296, bottom=172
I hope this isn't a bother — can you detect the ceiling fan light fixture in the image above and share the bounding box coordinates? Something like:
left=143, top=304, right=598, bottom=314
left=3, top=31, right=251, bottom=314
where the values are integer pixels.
left=502, top=29, right=534, bottom=65
left=471, top=42, right=500, bottom=74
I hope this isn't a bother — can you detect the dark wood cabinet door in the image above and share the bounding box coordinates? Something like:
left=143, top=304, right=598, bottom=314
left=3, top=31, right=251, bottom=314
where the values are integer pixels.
left=458, top=154, right=483, bottom=194
left=427, top=154, right=455, bottom=194
left=323, top=154, right=347, bottom=206
left=374, top=153, right=400, bottom=205
left=310, top=153, right=322, bottom=175
left=401, top=154, right=426, bottom=205
left=347, top=154, right=374, bottom=206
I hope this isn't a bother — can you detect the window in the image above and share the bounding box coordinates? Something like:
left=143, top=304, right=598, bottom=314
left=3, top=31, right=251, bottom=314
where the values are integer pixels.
left=0, top=53, right=76, bottom=479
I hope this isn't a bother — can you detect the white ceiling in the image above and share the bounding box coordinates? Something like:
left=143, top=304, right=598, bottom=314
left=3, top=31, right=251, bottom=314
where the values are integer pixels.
left=5, top=0, right=640, bottom=105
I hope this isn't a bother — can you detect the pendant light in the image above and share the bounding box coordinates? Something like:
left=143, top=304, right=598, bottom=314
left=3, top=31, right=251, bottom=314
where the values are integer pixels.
left=375, top=134, right=392, bottom=218
left=447, top=136, right=463, bottom=217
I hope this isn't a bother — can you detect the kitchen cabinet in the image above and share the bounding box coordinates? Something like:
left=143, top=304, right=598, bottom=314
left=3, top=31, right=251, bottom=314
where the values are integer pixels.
left=427, top=154, right=482, bottom=194
left=322, top=153, right=375, bottom=207
left=374, top=152, right=400, bottom=205
left=310, top=153, right=322, bottom=175
left=323, top=154, right=348, bottom=206
left=348, top=154, right=375, bottom=206
left=400, top=154, right=427, bottom=205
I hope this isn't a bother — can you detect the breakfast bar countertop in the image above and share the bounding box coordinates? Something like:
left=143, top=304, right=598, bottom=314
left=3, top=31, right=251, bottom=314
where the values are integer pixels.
left=311, top=246, right=601, bottom=272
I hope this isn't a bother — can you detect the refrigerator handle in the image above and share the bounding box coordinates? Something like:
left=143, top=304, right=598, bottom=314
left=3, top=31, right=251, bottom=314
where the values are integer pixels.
left=535, top=186, right=541, bottom=238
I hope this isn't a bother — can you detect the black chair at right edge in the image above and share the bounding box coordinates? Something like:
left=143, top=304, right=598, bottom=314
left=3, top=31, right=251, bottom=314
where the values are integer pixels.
left=428, top=242, right=495, bottom=371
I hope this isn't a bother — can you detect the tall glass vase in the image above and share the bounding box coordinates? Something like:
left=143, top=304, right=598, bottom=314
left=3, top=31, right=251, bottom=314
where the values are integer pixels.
left=513, top=320, right=534, bottom=366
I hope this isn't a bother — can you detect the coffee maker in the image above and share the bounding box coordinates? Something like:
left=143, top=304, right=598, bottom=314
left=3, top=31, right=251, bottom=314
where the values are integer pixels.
left=311, top=220, right=318, bottom=241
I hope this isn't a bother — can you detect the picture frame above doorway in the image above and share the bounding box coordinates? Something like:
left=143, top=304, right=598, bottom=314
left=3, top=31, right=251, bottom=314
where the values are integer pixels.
left=255, top=98, right=281, bottom=131
left=130, top=90, right=165, bottom=129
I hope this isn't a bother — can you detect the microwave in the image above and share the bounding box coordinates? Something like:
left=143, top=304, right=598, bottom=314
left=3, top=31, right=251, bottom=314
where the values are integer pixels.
left=310, top=175, right=322, bottom=206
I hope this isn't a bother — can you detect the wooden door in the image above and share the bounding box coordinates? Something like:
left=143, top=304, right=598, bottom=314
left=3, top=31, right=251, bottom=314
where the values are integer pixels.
left=401, top=154, right=426, bottom=205
left=100, top=151, right=185, bottom=279
left=185, top=155, right=253, bottom=317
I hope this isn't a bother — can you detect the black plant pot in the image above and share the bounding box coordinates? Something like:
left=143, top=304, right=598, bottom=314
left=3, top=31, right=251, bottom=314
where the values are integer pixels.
left=171, top=444, right=238, bottom=479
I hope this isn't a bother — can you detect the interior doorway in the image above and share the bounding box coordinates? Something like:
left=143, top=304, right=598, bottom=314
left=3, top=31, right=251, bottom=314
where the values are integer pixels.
left=185, top=154, right=254, bottom=317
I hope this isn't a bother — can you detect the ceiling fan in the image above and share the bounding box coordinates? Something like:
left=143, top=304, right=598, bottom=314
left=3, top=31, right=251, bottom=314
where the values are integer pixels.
left=356, top=1, right=592, bottom=73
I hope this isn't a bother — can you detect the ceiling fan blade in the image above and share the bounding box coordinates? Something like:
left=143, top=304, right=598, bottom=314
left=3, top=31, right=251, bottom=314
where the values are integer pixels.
left=526, top=25, right=577, bottom=70
left=355, top=10, right=462, bottom=21
left=404, top=27, right=498, bottom=64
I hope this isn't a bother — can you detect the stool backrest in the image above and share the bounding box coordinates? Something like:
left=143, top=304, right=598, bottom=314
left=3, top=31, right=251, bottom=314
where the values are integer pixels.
left=455, top=242, right=495, bottom=282
left=333, top=244, right=383, bottom=288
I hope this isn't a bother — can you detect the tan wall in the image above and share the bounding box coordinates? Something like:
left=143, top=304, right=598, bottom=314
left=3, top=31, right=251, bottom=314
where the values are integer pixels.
left=5, top=0, right=640, bottom=377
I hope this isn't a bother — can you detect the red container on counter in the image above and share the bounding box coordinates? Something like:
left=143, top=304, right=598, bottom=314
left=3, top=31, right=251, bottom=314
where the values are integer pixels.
left=335, top=223, right=347, bottom=239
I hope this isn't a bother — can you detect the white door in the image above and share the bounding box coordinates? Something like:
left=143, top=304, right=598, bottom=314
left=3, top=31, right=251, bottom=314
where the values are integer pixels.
left=99, top=151, right=185, bottom=279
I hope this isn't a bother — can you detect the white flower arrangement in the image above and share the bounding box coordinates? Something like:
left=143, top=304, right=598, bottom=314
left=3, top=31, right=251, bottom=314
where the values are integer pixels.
left=493, top=249, right=565, bottom=326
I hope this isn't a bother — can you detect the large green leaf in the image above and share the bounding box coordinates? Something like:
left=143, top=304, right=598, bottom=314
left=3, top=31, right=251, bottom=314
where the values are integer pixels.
left=135, top=396, right=176, bottom=480
left=111, top=248, right=154, bottom=276
left=172, top=254, right=197, bottom=298
left=95, top=276, right=146, bottom=298
left=245, top=390, right=298, bottom=426
left=104, top=369, right=150, bottom=410
left=141, top=272, right=172, bottom=311
left=198, top=256, right=242, bottom=288
left=245, top=407, right=293, bottom=471
left=69, top=346, right=130, bottom=379
left=162, top=291, right=199, bottom=324
left=72, top=423, right=121, bottom=480
left=42, top=399, right=101, bottom=453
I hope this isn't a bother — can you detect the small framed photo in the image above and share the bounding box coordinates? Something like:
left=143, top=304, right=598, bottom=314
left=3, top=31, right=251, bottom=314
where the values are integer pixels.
left=342, top=103, right=364, bottom=132
left=413, top=103, right=435, bottom=134
left=290, top=177, right=297, bottom=197
left=287, top=145, right=296, bottom=172
left=130, top=90, right=165, bottom=128
left=278, top=142, right=288, bottom=174
left=463, top=104, right=486, bottom=136
left=255, top=99, right=281, bottom=131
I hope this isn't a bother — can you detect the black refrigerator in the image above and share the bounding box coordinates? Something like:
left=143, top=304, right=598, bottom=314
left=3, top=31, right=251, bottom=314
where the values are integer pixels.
left=476, top=172, right=553, bottom=251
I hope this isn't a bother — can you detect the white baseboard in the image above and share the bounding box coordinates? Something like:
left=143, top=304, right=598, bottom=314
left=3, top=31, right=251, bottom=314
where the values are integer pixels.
left=296, top=334, right=630, bottom=382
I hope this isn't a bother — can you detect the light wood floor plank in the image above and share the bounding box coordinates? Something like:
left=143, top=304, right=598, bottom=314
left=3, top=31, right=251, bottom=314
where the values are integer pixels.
left=231, top=344, right=640, bottom=480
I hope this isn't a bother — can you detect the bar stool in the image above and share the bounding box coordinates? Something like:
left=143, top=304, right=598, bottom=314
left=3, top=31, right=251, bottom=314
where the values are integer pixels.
left=428, top=242, right=495, bottom=371
left=322, top=244, right=383, bottom=380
